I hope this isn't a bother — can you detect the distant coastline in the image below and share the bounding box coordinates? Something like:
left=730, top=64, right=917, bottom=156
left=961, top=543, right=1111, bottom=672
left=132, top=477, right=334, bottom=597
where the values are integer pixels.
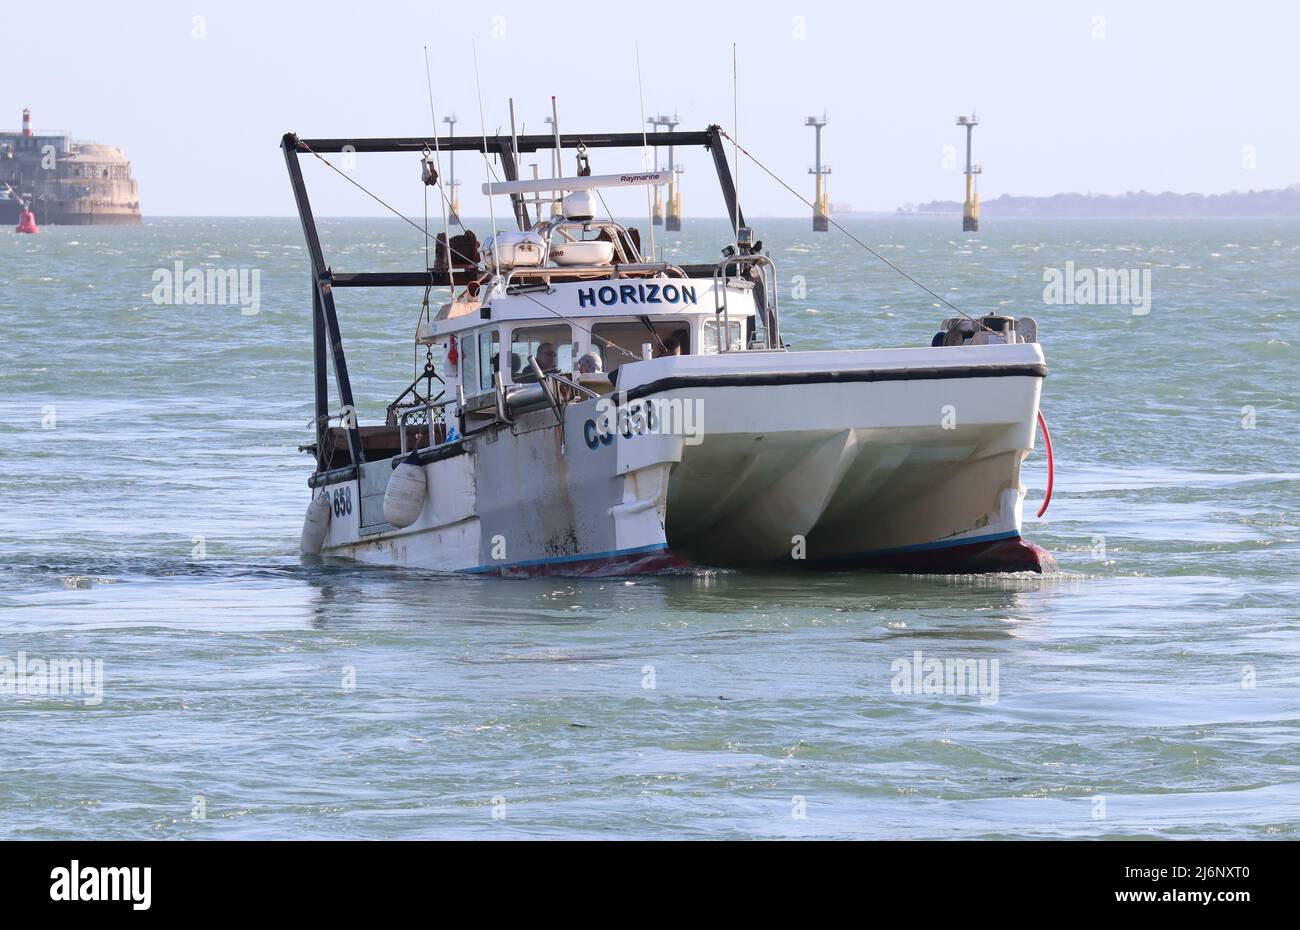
left=892, top=185, right=1300, bottom=218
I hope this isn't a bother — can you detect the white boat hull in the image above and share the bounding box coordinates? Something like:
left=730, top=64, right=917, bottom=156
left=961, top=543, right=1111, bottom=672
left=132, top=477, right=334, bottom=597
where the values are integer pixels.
left=307, top=342, right=1055, bottom=576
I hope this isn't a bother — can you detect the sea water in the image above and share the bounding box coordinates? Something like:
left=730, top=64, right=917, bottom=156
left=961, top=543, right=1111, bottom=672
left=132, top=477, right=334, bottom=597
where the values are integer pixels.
left=1, top=216, right=1296, bottom=838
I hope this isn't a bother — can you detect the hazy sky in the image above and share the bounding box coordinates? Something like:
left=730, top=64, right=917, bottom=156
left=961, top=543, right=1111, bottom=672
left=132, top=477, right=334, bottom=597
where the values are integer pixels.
left=6, top=1, right=1297, bottom=217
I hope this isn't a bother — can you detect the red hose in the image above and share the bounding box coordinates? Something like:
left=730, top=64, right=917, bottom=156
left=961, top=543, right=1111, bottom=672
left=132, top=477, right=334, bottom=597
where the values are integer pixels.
left=1036, top=410, right=1054, bottom=518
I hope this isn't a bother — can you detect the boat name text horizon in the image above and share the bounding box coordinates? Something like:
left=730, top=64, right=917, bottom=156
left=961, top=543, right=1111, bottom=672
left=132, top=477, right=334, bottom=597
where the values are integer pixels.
left=577, top=283, right=699, bottom=308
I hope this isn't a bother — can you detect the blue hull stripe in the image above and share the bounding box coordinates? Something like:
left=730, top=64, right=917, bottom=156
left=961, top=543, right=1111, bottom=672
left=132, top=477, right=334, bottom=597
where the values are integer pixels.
left=839, top=529, right=1022, bottom=560
left=460, top=531, right=1020, bottom=573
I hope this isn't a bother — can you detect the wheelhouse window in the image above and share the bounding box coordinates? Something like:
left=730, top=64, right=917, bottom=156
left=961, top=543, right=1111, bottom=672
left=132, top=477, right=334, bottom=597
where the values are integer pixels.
left=511, top=324, right=572, bottom=382
left=701, top=319, right=742, bottom=354
left=459, top=326, right=500, bottom=396
left=589, top=320, right=691, bottom=376
left=479, top=329, right=501, bottom=393
left=461, top=331, right=479, bottom=395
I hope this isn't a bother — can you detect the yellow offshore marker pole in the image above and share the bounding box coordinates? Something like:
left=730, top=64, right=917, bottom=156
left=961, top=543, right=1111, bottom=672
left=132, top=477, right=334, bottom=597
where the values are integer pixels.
left=956, top=113, right=981, bottom=232
left=648, top=112, right=680, bottom=227
left=666, top=164, right=684, bottom=231
left=806, top=114, right=830, bottom=231
left=443, top=112, right=461, bottom=225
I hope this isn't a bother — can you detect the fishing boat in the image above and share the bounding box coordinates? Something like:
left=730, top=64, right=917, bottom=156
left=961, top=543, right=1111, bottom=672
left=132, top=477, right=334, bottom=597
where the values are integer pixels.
left=282, top=121, right=1056, bottom=576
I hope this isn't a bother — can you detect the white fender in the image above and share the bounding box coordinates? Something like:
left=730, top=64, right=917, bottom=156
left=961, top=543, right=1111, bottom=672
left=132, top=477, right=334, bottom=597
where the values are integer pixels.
left=300, top=493, right=331, bottom=555
left=383, top=459, right=427, bottom=528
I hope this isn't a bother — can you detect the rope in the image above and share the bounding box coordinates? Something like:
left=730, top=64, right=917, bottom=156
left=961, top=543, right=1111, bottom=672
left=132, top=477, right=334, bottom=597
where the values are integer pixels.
left=714, top=127, right=991, bottom=332
left=299, top=139, right=465, bottom=243
left=1036, top=410, right=1054, bottom=517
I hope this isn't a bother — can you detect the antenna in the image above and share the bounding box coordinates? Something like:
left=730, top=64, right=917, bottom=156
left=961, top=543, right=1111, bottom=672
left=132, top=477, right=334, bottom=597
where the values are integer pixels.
left=634, top=43, right=657, bottom=263
left=549, top=96, right=563, bottom=217
left=731, top=44, right=740, bottom=255
left=471, top=41, right=500, bottom=277
left=508, top=97, right=527, bottom=229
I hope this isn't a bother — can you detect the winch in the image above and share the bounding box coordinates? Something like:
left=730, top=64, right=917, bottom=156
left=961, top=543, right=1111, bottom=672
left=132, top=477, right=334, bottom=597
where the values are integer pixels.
left=933, top=314, right=1037, bottom=346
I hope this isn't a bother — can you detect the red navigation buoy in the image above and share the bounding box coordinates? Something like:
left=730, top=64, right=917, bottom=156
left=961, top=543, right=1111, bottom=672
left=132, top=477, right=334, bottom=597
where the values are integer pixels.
left=15, top=206, right=39, bottom=234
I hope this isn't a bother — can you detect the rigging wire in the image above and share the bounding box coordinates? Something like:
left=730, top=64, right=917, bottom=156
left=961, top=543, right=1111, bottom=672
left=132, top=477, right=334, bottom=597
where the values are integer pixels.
left=424, top=46, right=454, bottom=257
left=714, top=126, right=991, bottom=331
left=299, top=140, right=456, bottom=244
left=471, top=40, right=501, bottom=278
left=419, top=46, right=455, bottom=383
left=417, top=179, right=429, bottom=383
left=731, top=44, right=740, bottom=256
left=297, top=138, right=640, bottom=362
left=635, top=43, right=657, bottom=263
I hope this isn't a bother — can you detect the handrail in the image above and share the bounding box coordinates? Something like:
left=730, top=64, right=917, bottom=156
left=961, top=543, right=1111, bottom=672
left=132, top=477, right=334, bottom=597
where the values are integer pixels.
left=711, top=253, right=779, bottom=350
left=528, top=356, right=563, bottom=424
left=545, top=372, right=600, bottom=400
left=397, top=405, right=428, bottom=454
left=396, top=398, right=455, bottom=454
left=534, top=217, right=640, bottom=263
left=494, top=372, right=514, bottom=426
